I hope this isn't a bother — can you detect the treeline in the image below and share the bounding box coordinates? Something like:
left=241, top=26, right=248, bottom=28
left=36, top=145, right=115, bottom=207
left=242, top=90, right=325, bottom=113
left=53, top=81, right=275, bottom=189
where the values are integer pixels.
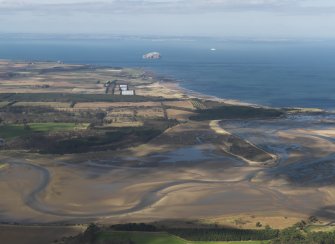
left=190, top=105, right=284, bottom=121
left=167, top=227, right=279, bottom=241
left=110, top=223, right=278, bottom=241
left=60, top=223, right=135, bottom=244
left=111, top=223, right=157, bottom=232
left=0, top=93, right=169, bottom=103
left=271, top=227, right=335, bottom=244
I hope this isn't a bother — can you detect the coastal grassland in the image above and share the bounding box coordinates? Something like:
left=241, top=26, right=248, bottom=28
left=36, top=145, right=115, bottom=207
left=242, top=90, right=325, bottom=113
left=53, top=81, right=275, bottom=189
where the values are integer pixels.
left=0, top=123, right=87, bottom=139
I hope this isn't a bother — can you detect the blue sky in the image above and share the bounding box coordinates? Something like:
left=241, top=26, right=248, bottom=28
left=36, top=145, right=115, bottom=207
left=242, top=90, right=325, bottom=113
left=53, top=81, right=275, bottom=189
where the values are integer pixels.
left=1, top=0, right=335, bottom=38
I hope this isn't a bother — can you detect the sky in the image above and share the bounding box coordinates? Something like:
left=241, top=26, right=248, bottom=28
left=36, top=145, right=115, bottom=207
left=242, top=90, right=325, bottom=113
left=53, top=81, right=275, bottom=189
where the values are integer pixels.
left=1, top=0, right=335, bottom=38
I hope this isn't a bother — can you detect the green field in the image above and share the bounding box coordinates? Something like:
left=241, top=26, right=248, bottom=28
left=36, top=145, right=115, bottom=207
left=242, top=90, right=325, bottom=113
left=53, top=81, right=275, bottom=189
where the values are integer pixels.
left=195, top=242, right=267, bottom=244
left=96, top=231, right=268, bottom=244
left=0, top=123, right=87, bottom=139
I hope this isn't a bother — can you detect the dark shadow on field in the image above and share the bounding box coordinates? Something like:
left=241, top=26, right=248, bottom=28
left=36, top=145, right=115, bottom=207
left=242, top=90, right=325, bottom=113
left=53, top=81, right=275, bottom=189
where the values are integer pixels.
left=311, top=206, right=335, bottom=222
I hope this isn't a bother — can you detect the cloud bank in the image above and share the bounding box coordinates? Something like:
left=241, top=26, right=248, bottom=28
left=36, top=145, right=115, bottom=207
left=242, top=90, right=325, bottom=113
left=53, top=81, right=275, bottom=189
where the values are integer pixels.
left=0, top=0, right=333, bottom=14
left=0, top=0, right=334, bottom=38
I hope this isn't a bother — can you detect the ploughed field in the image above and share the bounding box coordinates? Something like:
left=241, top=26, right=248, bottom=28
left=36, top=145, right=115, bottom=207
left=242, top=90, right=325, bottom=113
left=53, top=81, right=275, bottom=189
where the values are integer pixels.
left=1, top=60, right=335, bottom=235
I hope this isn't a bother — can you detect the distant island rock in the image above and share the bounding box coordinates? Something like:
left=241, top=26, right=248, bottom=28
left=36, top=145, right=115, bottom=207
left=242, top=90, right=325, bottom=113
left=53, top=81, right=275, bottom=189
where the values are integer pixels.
left=142, top=52, right=161, bottom=59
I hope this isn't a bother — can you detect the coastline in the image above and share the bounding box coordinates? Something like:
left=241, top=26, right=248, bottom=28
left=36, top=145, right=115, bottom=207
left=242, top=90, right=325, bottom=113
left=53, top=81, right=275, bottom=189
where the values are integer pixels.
left=144, top=67, right=264, bottom=108
left=153, top=69, right=330, bottom=115
left=0, top=58, right=329, bottom=113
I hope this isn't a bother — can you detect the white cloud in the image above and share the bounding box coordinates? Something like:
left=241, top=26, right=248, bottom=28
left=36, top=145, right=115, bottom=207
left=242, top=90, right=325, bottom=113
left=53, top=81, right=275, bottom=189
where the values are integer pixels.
left=2, top=1, right=334, bottom=18
left=0, top=0, right=324, bottom=14
left=0, top=0, right=334, bottom=38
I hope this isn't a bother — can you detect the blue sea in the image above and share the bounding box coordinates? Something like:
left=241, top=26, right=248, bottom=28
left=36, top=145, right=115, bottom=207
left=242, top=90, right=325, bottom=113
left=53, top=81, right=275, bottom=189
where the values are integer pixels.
left=1, top=37, right=335, bottom=110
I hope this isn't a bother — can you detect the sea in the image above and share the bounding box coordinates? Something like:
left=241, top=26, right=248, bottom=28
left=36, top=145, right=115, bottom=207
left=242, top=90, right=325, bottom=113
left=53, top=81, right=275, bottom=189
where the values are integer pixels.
left=1, top=37, right=335, bottom=110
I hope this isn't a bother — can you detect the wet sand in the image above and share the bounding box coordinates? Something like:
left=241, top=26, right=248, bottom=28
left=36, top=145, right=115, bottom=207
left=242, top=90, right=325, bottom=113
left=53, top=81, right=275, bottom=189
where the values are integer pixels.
left=1, top=113, right=335, bottom=227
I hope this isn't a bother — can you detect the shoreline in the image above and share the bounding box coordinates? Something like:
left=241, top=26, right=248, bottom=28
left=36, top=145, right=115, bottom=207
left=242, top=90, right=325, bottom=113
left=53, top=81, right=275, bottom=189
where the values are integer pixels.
left=143, top=66, right=331, bottom=113
left=154, top=71, right=331, bottom=115
left=0, top=58, right=330, bottom=113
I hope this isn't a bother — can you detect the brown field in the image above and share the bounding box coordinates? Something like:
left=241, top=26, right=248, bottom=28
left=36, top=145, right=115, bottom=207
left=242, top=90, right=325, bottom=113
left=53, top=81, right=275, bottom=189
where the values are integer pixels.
left=166, top=108, right=196, bottom=121
left=137, top=107, right=165, bottom=118
left=13, top=102, right=71, bottom=108
left=74, top=101, right=162, bottom=109
left=163, top=100, right=195, bottom=110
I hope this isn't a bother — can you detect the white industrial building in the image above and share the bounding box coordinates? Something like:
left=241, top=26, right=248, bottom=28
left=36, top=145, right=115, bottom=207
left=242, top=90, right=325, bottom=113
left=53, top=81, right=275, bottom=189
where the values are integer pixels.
left=121, top=90, right=135, bottom=95
left=119, top=84, right=135, bottom=95
left=119, top=84, right=128, bottom=91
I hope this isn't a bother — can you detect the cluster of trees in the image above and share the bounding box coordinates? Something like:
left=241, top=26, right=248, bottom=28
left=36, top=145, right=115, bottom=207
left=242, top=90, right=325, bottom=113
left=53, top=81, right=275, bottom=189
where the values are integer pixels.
left=271, top=227, right=335, bottom=244
left=190, top=104, right=284, bottom=121
left=60, top=224, right=135, bottom=244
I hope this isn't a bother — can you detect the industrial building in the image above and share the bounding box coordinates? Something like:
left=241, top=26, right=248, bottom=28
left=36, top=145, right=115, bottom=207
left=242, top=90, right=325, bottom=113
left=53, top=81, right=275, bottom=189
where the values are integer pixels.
left=119, top=84, right=135, bottom=95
